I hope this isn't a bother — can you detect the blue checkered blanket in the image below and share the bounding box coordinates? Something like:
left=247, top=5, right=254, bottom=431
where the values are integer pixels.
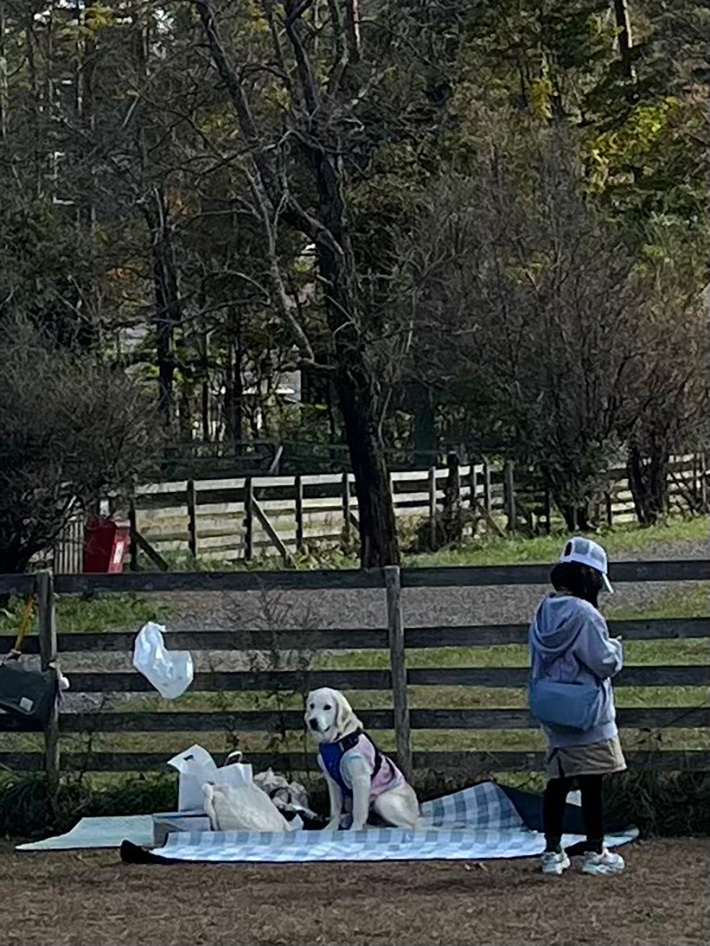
left=150, top=781, right=638, bottom=863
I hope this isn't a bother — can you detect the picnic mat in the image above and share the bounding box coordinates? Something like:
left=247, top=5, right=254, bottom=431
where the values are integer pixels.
left=120, top=781, right=638, bottom=865
left=17, top=815, right=154, bottom=851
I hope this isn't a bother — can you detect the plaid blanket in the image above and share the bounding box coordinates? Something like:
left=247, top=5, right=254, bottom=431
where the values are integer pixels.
left=144, top=781, right=638, bottom=864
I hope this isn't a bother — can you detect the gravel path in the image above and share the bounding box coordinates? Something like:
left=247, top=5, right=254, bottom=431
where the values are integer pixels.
left=163, top=537, right=709, bottom=632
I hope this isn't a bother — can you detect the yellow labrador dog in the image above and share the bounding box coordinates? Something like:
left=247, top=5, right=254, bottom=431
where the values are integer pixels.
left=305, top=687, right=421, bottom=831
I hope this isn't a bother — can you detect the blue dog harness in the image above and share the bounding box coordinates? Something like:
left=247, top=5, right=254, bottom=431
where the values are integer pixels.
left=318, top=729, right=389, bottom=798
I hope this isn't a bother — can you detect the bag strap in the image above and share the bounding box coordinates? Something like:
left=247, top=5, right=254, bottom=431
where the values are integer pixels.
left=11, top=596, right=35, bottom=655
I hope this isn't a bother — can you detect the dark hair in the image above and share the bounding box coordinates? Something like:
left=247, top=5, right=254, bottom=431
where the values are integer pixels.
left=550, top=562, right=603, bottom=608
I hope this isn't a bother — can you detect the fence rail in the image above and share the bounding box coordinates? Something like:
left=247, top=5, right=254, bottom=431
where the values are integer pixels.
left=0, top=562, right=708, bottom=781
left=2, top=751, right=709, bottom=775
left=11, top=556, right=708, bottom=596
left=106, top=453, right=709, bottom=567
left=1, top=618, right=705, bottom=655
left=2, top=706, right=708, bottom=735
left=3, top=664, right=705, bottom=695
left=48, top=453, right=709, bottom=570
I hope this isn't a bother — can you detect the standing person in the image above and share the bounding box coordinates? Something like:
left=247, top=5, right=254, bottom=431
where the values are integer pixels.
left=529, top=537, right=626, bottom=876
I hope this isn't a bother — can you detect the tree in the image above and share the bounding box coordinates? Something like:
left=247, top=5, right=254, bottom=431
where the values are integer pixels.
left=403, top=122, right=645, bottom=529
left=620, top=225, right=710, bottom=523
left=0, top=196, right=98, bottom=349
left=0, top=0, right=704, bottom=545
left=190, top=0, right=431, bottom=565
left=0, top=321, right=160, bottom=574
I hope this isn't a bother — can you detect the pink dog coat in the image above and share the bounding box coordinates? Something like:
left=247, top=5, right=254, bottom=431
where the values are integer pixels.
left=318, top=730, right=405, bottom=799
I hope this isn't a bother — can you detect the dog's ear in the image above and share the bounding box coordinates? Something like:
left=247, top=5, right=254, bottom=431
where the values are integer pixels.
left=303, top=690, right=315, bottom=724
left=334, top=690, right=356, bottom=734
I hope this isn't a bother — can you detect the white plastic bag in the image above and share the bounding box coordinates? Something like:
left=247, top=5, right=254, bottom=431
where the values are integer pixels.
left=254, top=768, right=325, bottom=828
left=167, top=745, right=253, bottom=811
left=254, top=768, right=318, bottom=818
left=202, top=782, right=292, bottom=832
left=132, top=622, right=193, bottom=700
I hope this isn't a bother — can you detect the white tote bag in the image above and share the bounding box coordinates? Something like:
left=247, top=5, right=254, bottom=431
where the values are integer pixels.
left=202, top=782, right=293, bottom=832
left=167, top=746, right=253, bottom=811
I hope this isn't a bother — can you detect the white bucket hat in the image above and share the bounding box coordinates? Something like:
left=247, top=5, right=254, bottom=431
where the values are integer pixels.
left=559, top=536, right=613, bottom=593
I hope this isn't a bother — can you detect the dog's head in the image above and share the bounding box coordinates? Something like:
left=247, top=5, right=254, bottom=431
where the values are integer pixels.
left=304, top=687, right=362, bottom=744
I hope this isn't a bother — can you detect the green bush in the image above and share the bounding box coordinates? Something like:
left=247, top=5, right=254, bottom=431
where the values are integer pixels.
left=0, top=772, right=177, bottom=839
left=2, top=768, right=707, bottom=840
left=302, top=769, right=710, bottom=837
left=605, top=770, right=710, bottom=837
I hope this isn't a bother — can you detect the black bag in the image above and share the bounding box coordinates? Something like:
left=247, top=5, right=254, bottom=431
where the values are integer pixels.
left=0, top=595, right=59, bottom=729
left=0, top=658, right=58, bottom=728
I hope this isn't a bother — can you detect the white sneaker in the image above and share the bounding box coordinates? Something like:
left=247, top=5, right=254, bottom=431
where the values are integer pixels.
left=541, top=850, right=570, bottom=875
left=582, top=848, right=625, bottom=876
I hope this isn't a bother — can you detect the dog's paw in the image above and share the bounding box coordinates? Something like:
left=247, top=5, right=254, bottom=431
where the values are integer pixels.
left=325, top=819, right=341, bottom=832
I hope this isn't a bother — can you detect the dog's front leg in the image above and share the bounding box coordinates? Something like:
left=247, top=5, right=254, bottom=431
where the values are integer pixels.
left=325, top=775, right=344, bottom=831
left=345, top=756, right=372, bottom=830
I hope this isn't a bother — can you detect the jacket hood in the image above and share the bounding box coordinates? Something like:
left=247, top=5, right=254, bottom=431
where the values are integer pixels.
left=530, top=594, right=593, bottom=658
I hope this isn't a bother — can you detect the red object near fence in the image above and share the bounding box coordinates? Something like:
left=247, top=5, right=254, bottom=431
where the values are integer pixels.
left=83, top=516, right=129, bottom=574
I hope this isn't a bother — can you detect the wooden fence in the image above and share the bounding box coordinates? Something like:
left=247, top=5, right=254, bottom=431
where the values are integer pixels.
left=52, top=515, right=83, bottom=574
left=110, top=452, right=708, bottom=568
left=0, top=560, right=708, bottom=784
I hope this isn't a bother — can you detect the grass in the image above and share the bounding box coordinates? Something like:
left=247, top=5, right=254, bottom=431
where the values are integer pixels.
left=607, top=583, right=708, bottom=621
left=407, top=516, right=708, bottom=568
left=314, top=640, right=709, bottom=671
left=0, top=592, right=172, bottom=635
left=144, top=514, right=708, bottom=572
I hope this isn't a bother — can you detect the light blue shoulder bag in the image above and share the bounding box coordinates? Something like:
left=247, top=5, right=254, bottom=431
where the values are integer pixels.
left=529, top=678, right=601, bottom=731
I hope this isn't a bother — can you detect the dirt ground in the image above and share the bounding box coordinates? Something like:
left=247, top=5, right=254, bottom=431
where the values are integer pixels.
left=1, top=839, right=707, bottom=946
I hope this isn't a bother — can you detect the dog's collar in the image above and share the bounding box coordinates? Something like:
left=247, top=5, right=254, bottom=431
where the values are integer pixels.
left=328, top=728, right=363, bottom=753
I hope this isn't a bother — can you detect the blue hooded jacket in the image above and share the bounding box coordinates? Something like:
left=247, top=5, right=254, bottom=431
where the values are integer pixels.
left=529, top=594, right=623, bottom=748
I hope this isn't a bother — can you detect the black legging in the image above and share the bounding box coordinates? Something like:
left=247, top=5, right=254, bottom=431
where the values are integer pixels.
left=543, top=774, right=604, bottom=854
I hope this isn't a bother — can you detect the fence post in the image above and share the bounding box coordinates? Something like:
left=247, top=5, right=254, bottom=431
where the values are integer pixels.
left=543, top=484, right=552, bottom=535
left=342, top=471, right=351, bottom=544
left=701, top=453, right=708, bottom=512
left=76, top=514, right=84, bottom=573
left=294, top=474, right=304, bottom=553
left=37, top=570, right=60, bottom=799
left=482, top=457, right=492, bottom=514
left=186, top=479, right=198, bottom=560
left=605, top=490, right=614, bottom=527
left=128, top=499, right=139, bottom=572
left=384, top=565, right=411, bottom=780
left=428, top=466, right=437, bottom=550
left=443, top=450, right=462, bottom=543
left=504, top=460, right=516, bottom=532
left=244, top=477, right=254, bottom=562
left=469, top=462, right=478, bottom=512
